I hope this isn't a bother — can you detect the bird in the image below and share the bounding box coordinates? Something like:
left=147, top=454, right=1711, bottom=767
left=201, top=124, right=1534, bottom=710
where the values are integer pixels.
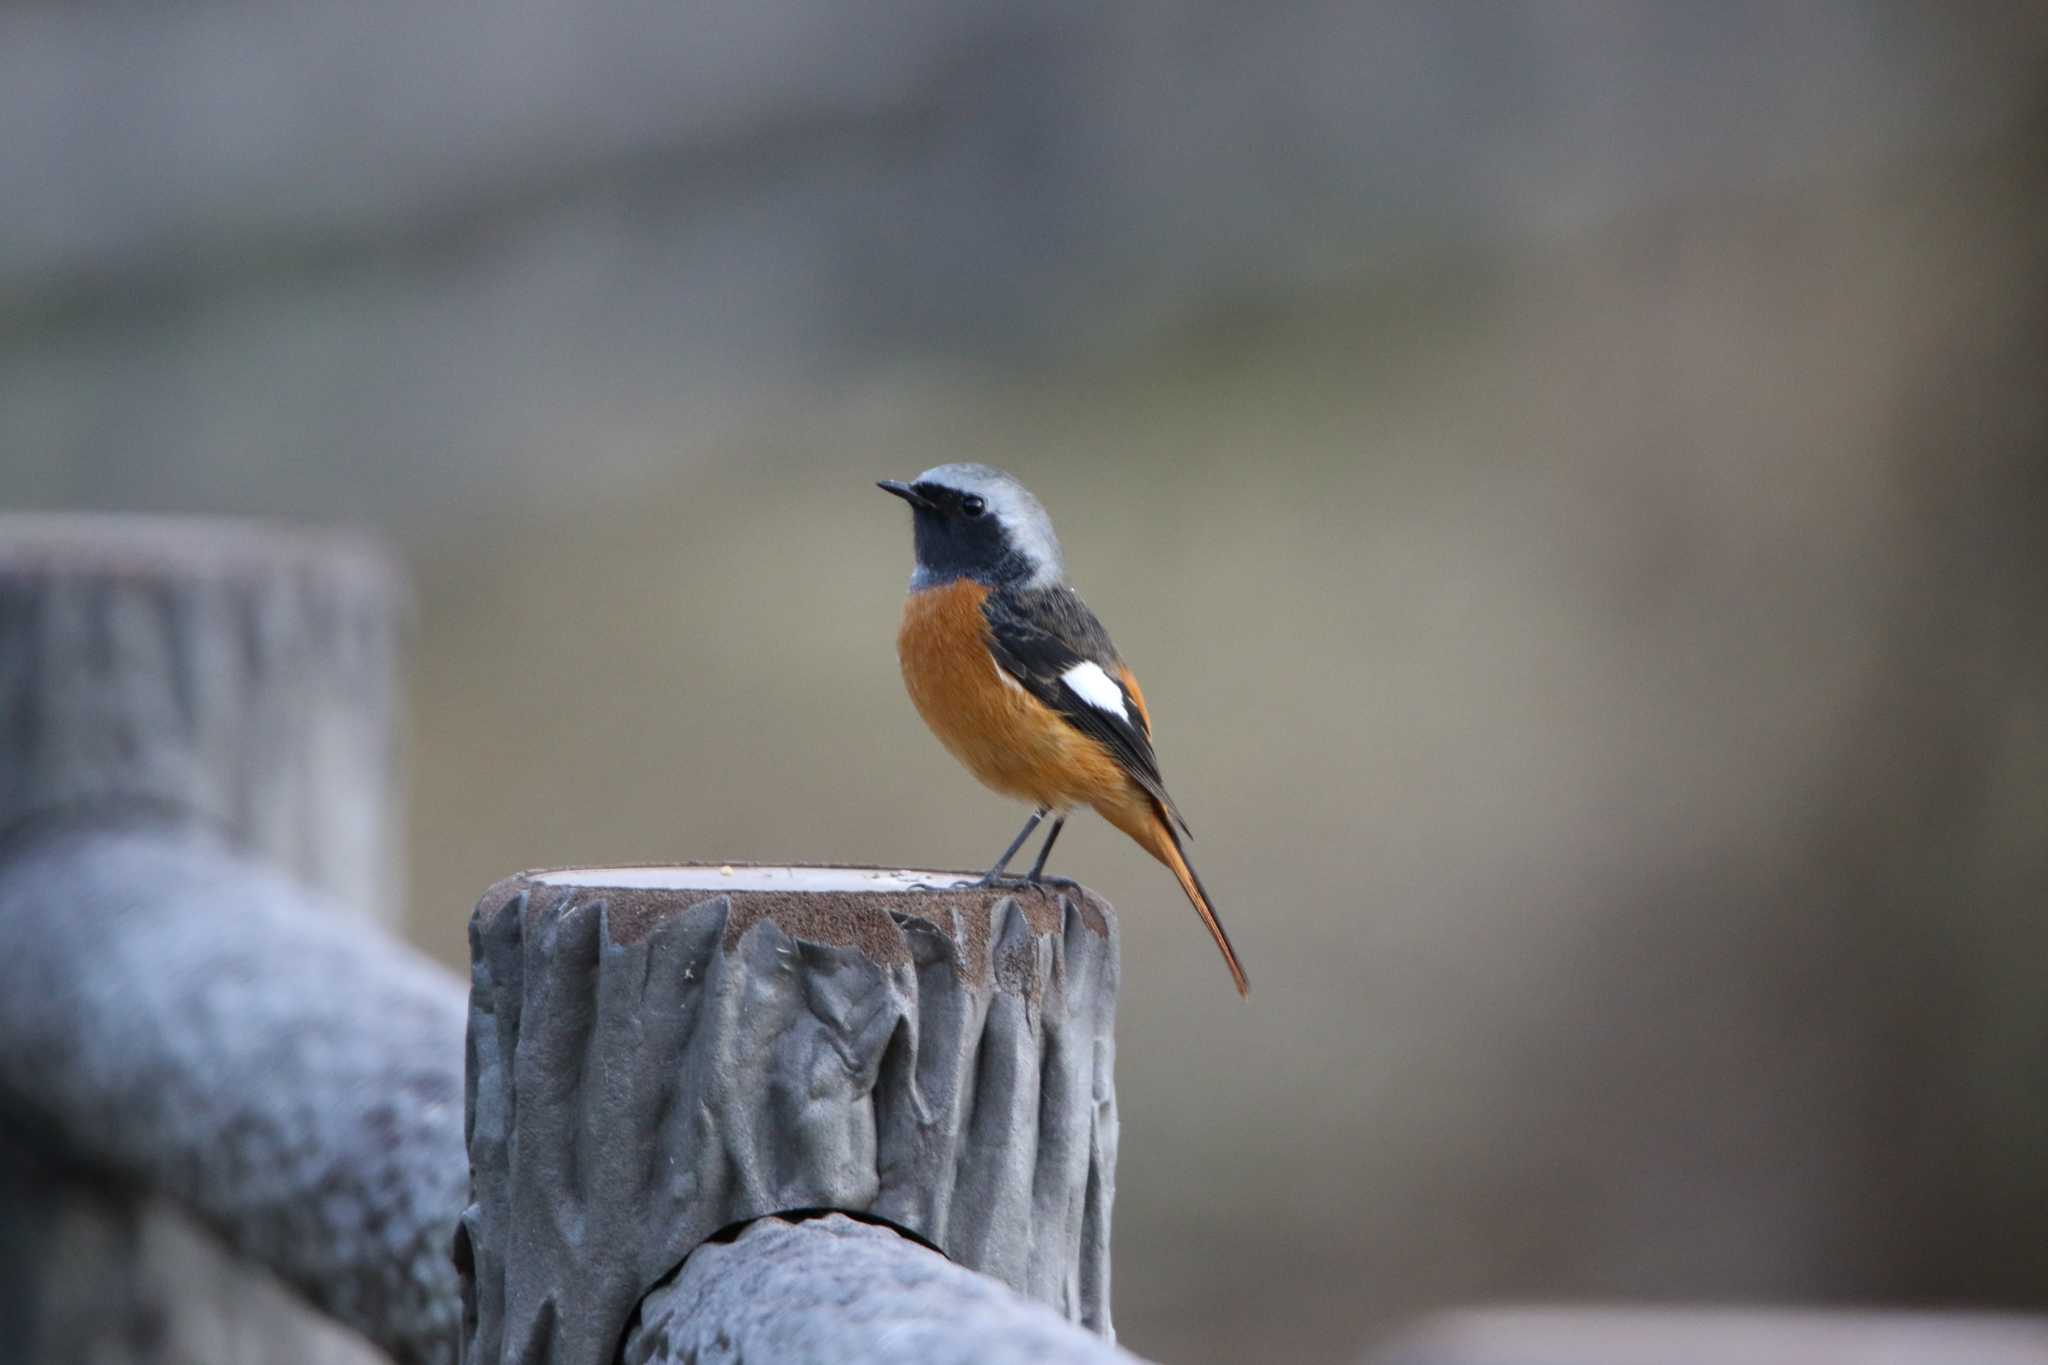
left=878, top=463, right=1248, bottom=997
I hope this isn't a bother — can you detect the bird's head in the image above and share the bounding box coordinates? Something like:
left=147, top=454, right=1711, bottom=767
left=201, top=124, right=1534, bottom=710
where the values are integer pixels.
left=877, top=463, right=1063, bottom=591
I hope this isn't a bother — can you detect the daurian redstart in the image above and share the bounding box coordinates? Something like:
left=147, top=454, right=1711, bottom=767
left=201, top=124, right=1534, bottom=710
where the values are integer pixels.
left=880, top=464, right=1248, bottom=997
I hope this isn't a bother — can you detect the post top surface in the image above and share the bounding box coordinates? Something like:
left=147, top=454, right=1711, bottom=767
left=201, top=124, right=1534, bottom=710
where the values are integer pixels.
left=482, top=863, right=1112, bottom=948
left=529, top=864, right=963, bottom=894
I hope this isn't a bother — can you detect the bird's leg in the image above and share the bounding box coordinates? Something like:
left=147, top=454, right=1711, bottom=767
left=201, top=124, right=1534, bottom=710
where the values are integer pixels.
left=950, top=807, right=1046, bottom=889
left=1024, top=813, right=1074, bottom=888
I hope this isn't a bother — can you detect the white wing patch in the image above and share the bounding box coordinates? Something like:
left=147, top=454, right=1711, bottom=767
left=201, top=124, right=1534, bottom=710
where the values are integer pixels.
left=1060, top=660, right=1129, bottom=721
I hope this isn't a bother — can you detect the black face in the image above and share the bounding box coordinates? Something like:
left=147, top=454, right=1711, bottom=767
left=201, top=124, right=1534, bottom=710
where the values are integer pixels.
left=878, top=480, right=1032, bottom=587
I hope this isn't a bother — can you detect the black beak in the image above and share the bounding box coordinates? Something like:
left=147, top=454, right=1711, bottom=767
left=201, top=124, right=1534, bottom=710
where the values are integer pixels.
left=877, top=480, right=931, bottom=510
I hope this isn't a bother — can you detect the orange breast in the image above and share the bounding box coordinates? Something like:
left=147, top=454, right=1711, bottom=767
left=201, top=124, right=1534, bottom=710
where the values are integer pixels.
left=897, top=580, right=1133, bottom=811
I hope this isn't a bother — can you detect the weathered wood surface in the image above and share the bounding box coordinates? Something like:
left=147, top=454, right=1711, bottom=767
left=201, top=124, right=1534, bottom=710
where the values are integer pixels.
left=0, top=514, right=404, bottom=918
left=0, top=514, right=446, bottom=1365
left=462, top=864, right=1121, bottom=1365
left=0, top=828, right=468, bottom=1365
left=623, top=1214, right=1145, bottom=1365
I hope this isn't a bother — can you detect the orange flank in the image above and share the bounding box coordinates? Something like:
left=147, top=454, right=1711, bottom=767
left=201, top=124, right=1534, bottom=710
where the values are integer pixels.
left=898, top=579, right=1250, bottom=997
left=898, top=580, right=1131, bottom=812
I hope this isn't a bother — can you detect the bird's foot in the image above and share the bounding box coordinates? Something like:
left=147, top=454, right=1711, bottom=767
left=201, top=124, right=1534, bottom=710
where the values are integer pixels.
left=961, top=872, right=1038, bottom=892
left=905, top=873, right=1035, bottom=893
left=1026, top=874, right=1082, bottom=893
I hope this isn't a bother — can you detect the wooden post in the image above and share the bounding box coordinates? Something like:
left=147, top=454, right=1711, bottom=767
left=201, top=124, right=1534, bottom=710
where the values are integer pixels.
left=0, top=515, right=466, bottom=1365
left=461, top=865, right=1124, bottom=1365
left=0, top=514, right=405, bottom=917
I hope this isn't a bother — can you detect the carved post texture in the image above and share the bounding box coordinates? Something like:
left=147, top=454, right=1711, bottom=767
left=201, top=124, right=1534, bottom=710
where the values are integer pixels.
left=0, top=515, right=465, bottom=1365
left=462, top=865, right=1122, bottom=1365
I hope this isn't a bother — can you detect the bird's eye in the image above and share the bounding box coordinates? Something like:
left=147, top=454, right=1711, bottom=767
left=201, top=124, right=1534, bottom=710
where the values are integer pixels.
left=960, top=495, right=986, bottom=517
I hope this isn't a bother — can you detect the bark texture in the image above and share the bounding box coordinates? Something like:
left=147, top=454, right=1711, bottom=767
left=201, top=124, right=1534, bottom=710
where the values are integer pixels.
left=462, top=866, right=1120, bottom=1365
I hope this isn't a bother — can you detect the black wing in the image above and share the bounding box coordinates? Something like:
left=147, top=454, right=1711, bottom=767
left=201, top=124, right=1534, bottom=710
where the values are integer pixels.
left=982, top=586, right=1190, bottom=835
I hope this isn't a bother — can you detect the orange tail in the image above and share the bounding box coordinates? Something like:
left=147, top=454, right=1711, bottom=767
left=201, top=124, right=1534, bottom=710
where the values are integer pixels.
left=1104, top=796, right=1249, bottom=998
left=1165, top=827, right=1249, bottom=998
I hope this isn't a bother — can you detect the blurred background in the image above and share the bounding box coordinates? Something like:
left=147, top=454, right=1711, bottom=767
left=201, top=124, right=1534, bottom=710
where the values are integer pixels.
left=6, top=3, right=2048, bottom=1361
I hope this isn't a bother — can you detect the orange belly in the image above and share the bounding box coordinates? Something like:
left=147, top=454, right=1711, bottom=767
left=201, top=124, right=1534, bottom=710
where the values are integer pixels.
left=897, top=580, right=1134, bottom=812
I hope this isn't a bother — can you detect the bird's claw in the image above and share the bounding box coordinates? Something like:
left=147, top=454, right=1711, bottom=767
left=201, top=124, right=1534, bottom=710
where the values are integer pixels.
left=904, top=874, right=1025, bottom=893
left=963, top=873, right=1037, bottom=891
left=904, top=873, right=1075, bottom=897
